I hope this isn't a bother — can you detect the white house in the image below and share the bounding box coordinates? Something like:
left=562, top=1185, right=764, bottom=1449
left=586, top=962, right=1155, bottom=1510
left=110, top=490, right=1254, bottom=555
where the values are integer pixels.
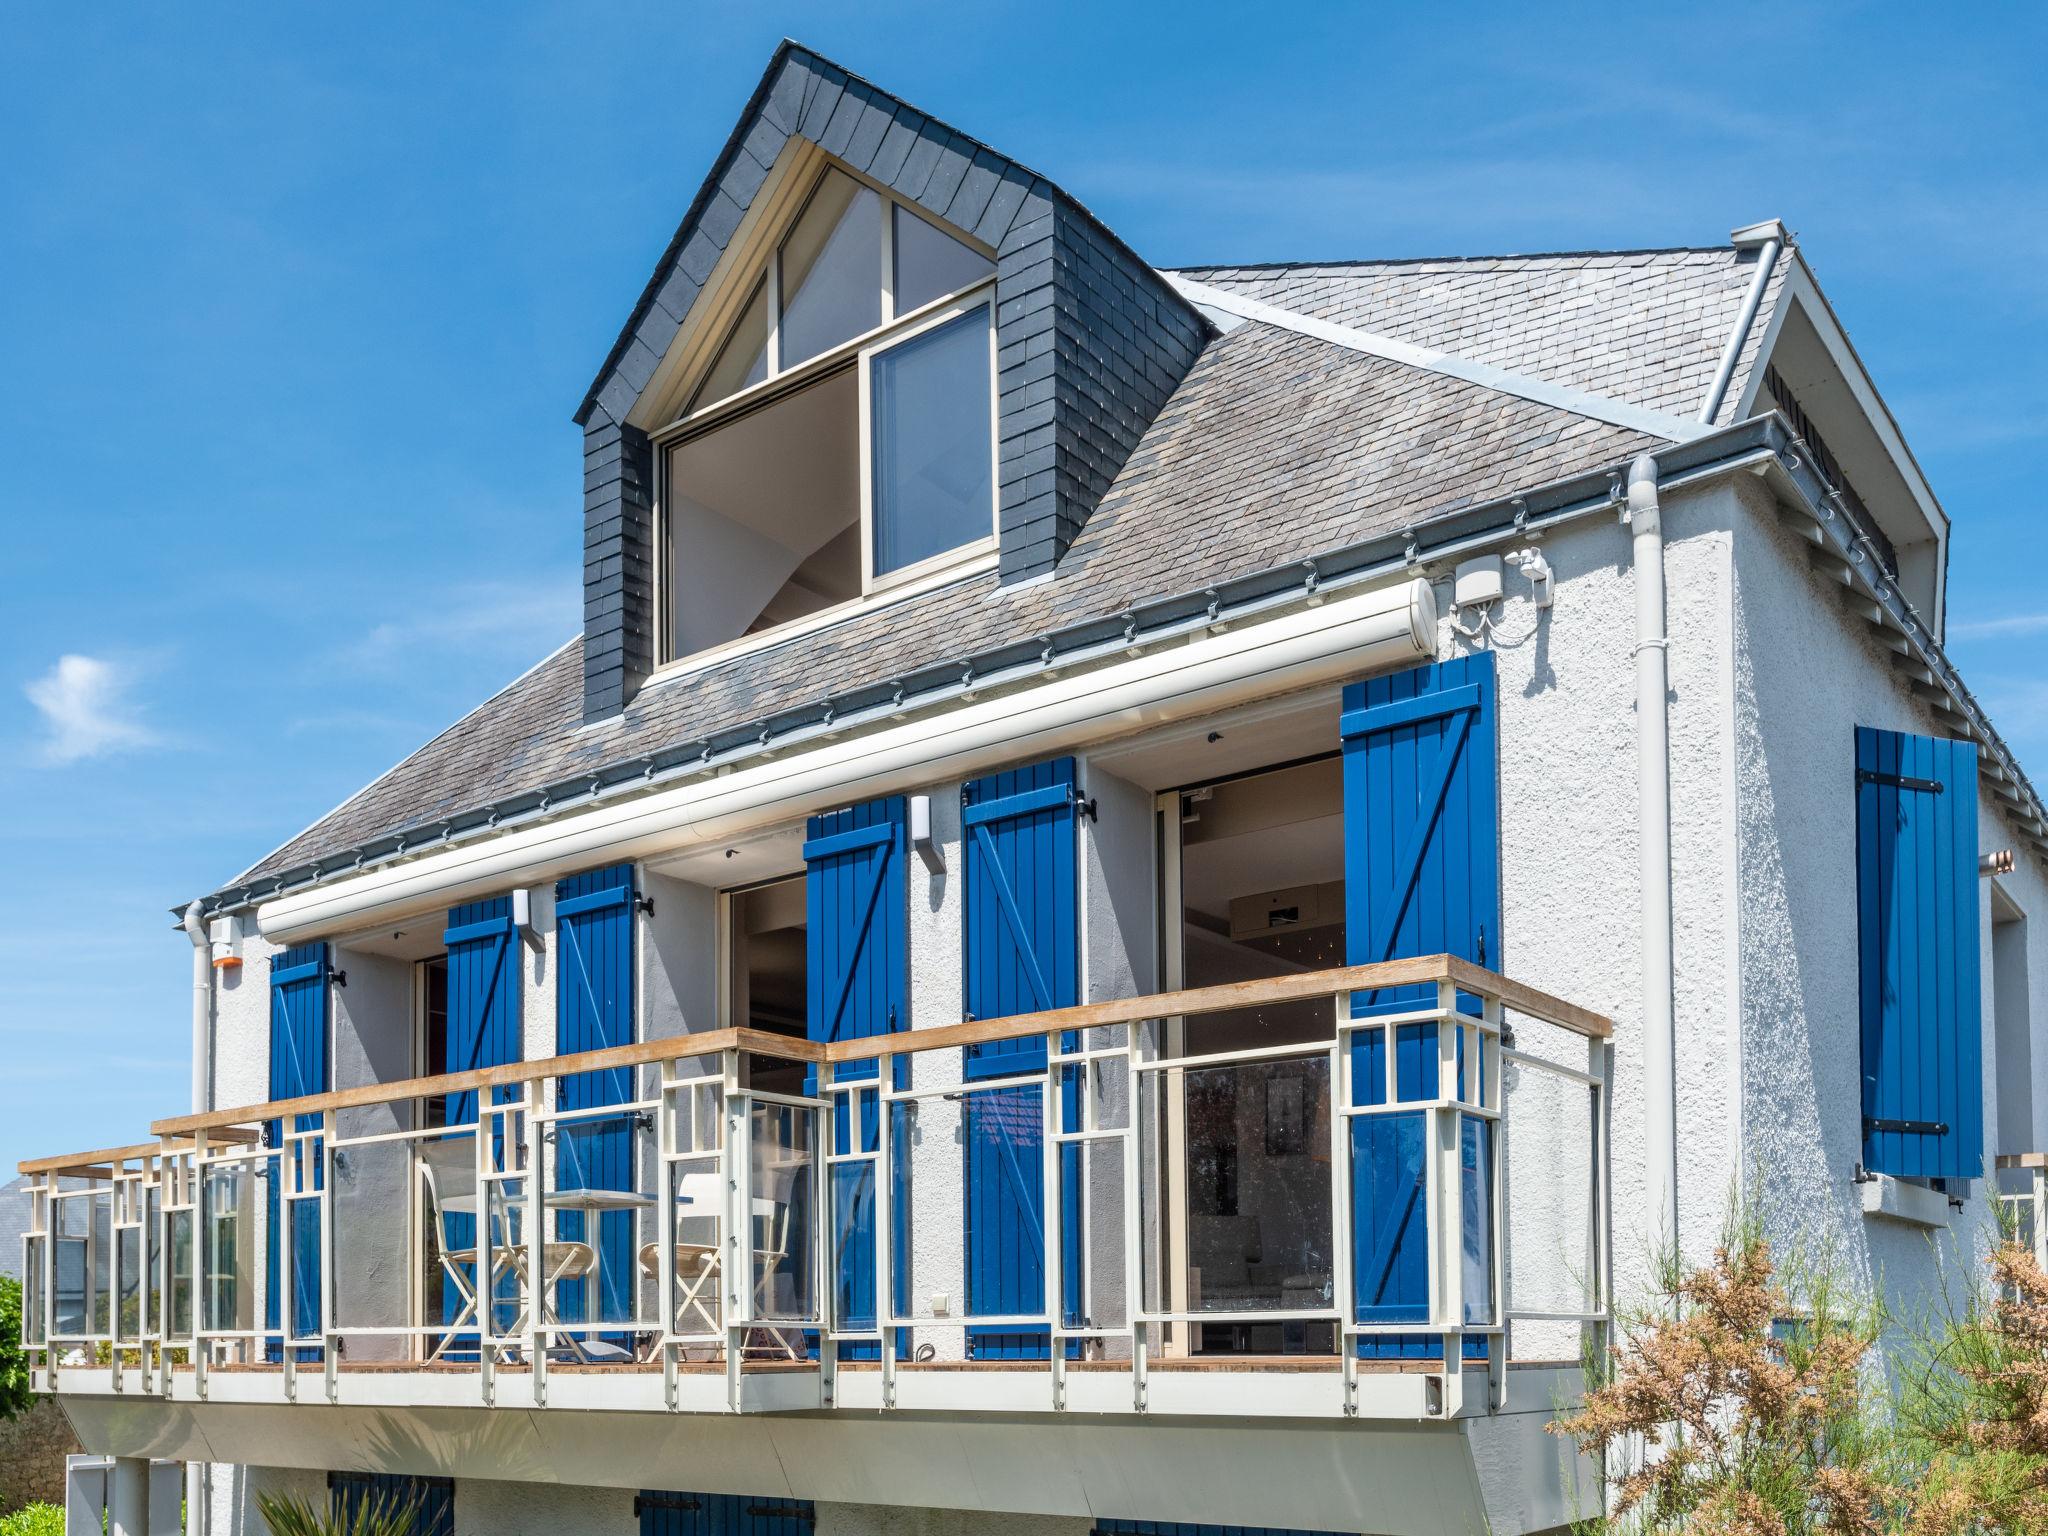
left=17, top=42, right=2047, bottom=1536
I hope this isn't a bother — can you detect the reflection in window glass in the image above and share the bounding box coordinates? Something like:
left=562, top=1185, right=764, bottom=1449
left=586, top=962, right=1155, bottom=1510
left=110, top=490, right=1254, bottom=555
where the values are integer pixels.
left=893, top=205, right=993, bottom=316
left=690, top=277, right=771, bottom=412
left=870, top=305, right=993, bottom=577
left=779, top=170, right=882, bottom=369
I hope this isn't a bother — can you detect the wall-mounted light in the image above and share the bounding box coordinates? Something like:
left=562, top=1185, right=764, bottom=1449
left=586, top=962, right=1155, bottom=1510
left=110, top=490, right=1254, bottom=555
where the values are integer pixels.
left=511, top=887, right=542, bottom=949
left=910, top=794, right=944, bottom=876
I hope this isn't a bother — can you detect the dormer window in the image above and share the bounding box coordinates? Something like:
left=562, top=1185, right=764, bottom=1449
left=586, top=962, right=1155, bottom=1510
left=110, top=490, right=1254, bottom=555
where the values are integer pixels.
left=656, top=166, right=997, bottom=669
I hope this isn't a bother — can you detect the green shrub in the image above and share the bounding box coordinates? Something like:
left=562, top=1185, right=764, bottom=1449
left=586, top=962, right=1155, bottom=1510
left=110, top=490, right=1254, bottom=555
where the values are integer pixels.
left=0, top=1504, right=67, bottom=1536
left=0, top=1276, right=30, bottom=1423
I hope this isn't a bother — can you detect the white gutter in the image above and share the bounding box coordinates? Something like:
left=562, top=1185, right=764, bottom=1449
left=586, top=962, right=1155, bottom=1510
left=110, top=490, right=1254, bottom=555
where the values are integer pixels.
left=1628, top=454, right=1679, bottom=1254
left=1163, top=274, right=1714, bottom=445
left=259, top=576, right=1437, bottom=942
left=1697, top=221, right=1786, bottom=425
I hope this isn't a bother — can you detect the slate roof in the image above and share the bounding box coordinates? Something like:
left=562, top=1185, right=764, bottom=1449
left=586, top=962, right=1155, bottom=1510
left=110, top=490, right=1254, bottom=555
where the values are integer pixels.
left=1174, top=245, right=1788, bottom=426
left=228, top=316, right=1662, bottom=894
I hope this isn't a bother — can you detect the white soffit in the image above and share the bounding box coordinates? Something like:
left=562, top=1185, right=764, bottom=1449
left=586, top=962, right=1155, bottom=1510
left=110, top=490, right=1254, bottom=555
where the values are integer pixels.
left=1164, top=274, right=1713, bottom=446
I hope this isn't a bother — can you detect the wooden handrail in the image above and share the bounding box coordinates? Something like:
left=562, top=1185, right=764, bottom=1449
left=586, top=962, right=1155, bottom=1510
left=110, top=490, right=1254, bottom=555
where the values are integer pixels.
left=16, top=1128, right=258, bottom=1177
left=110, top=955, right=1607, bottom=1147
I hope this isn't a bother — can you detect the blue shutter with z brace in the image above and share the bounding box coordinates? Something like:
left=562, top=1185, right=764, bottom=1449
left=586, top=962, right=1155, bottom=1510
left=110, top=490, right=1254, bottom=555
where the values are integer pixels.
left=440, top=896, right=521, bottom=1337
left=266, top=942, right=330, bottom=1354
left=961, top=759, right=1082, bottom=1360
left=805, top=796, right=908, bottom=1356
left=555, top=865, right=636, bottom=1329
left=1857, top=726, right=1983, bottom=1180
left=1342, top=653, right=1499, bottom=1361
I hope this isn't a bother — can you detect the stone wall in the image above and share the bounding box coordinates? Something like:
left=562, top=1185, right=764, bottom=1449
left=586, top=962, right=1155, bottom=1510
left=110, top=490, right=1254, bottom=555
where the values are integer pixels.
left=0, top=1396, right=80, bottom=1511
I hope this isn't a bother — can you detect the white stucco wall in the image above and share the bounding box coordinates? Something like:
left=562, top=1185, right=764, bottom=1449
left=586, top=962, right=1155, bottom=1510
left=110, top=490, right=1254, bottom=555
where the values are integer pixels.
left=1731, top=468, right=2048, bottom=1324
left=1448, top=481, right=1741, bottom=1310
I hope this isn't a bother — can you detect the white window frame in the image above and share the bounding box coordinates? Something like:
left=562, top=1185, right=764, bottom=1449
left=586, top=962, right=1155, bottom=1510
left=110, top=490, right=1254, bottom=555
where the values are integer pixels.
left=647, top=166, right=1000, bottom=682
left=858, top=290, right=1001, bottom=598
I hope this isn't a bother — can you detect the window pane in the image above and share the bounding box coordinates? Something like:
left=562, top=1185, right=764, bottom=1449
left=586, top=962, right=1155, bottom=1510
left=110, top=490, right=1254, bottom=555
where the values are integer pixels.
left=780, top=170, right=882, bottom=368
left=893, top=205, right=994, bottom=315
left=690, top=276, right=769, bottom=412
left=870, top=305, right=993, bottom=577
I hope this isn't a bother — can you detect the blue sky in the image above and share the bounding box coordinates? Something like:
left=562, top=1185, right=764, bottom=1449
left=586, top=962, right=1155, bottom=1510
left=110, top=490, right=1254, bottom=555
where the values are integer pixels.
left=2, top=2, right=2044, bottom=1175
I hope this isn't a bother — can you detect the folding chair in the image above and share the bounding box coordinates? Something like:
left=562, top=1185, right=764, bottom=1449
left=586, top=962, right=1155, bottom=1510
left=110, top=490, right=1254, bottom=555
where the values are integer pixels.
left=418, top=1137, right=595, bottom=1362
left=638, top=1171, right=802, bottom=1360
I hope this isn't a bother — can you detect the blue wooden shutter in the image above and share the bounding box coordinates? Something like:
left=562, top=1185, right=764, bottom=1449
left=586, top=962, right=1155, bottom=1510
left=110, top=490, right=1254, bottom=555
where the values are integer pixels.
left=1857, top=726, right=1983, bottom=1180
left=961, top=759, right=1081, bottom=1359
left=266, top=942, right=330, bottom=1349
left=805, top=797, right=908, bottom=1353
left=443, top=896, right=521, bottom=1122
left=331, top=1474, right=454, bottom=1536
left=440, top=896, right=522, bottom=1334
left=637, top=1492, right=816, bottom=1536
left=1341, top=653, right=1499, bottom=1360
left=555, top=864, right=636, bottom=1323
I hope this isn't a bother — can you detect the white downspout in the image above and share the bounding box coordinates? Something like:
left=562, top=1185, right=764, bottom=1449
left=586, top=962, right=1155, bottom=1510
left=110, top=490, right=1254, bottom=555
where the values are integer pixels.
left=183, top=901, right=211, bottom=1117
left=180, top=900, right=212, bottom=1536
left=1629, top=455, right=1679, bottom=1255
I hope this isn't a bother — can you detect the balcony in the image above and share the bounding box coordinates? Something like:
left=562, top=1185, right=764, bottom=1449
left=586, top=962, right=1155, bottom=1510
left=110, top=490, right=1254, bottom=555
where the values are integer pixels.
left=19, top=957, right=1610, bottom=1429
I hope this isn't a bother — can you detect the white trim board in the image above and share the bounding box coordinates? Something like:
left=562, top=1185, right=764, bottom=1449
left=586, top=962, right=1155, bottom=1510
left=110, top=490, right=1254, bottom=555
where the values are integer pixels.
left=1163, top=274, right=1713, bottom=446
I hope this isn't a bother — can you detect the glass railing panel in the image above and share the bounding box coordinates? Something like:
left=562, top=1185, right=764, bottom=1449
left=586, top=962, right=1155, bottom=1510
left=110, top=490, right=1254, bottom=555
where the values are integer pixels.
left=663, top=1151, right=722, bottom=1338
left=90, top=1190, right=112, bottom=1337
left=748, top=1100, right=817, bottom=1327
left=546, top=1104, right=651, bottom=1346
left=1063, top=1135, right=1129, bottom=1338
left=23, top=1234, right=46, bottom=1347
left=328, top=1133, right=426, bottom=1361
left=830, top=1157, right=876, bottom=1335
left=1181, top=1055, right=1333, bottom=1316
left=114, top=1224, right=142, bottom=1347
left=1501, top=1045, right=1602, bottom=1363
left=164, top=1212, right=193, bottom=1344
left=200, top=1160, right=258, bottom=1336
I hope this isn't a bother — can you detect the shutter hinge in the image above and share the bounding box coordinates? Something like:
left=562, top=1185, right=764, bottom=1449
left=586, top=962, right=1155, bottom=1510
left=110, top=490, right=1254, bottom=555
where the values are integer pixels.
left=1076, top=795, right=1098, bottom=822
left=1864, top=1117, right=1949, bottom=1137
left=1857, top=769, right=1943, bottom=794
left=331, top=969, right=347, bottom=989
left=635, top=896, right=655, bottom=916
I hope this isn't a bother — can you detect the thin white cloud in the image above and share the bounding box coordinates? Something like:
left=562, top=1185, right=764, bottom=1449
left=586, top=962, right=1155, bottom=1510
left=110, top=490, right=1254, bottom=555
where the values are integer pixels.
left=23, top=653, right=162, bottom=765
left=1946, top=612, right=2048, bottom=640
left=337, top=578, right=579, bottom=671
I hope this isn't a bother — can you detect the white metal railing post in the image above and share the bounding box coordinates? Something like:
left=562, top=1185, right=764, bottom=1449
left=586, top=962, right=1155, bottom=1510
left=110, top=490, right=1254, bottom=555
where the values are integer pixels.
left=474, top=1101, right=494, bottom=1406
left=1124, top=1017, right=1147, bottom=1414
left=320, top=1110, right=337, bottom=1401
left=1433, top=980, right=1461, bottom=1418
left=1043, top=1029, right=1064, bottom=1410
left=279, top=1129, right=297, bottom=1402
left=191, top=1138, right=209, bottom=1396
left=656, top=1062, right=678, bottom=1409
left=524, top=1080, right=546, bottom=1405
left=1330, top=996, right=1356, bottom=1415
left=724, top=1048, right=747, bottom=1412
left=873, top=1067, right=894, bottom=1409
left=1483, top=991, right=1507, bottom=1411
left=817, top=1064, right=837, bottom=1409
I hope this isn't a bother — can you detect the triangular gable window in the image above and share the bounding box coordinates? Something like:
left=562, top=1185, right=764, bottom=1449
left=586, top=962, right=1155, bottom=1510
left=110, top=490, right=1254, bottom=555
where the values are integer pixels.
left=658, top=165, right=997, bottom=670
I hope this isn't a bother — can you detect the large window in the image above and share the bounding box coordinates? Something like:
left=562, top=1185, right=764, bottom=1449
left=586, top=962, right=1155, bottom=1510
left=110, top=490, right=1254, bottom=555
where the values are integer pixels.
left=659, top=167, right=997, bottom=668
